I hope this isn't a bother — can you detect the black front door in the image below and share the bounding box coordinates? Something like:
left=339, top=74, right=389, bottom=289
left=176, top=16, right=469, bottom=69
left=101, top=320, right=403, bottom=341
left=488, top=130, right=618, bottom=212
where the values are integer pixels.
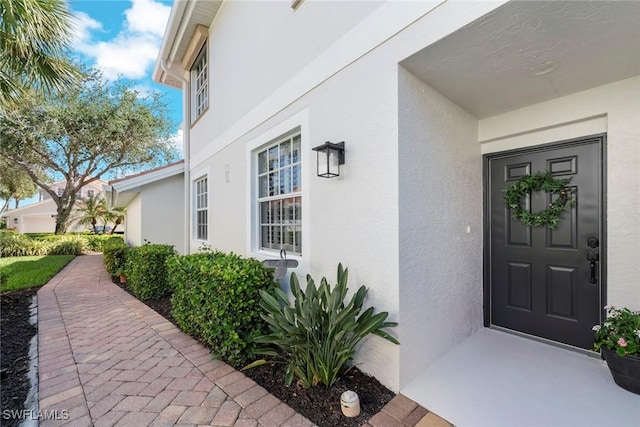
left=486, top=135, right=604, bottom=349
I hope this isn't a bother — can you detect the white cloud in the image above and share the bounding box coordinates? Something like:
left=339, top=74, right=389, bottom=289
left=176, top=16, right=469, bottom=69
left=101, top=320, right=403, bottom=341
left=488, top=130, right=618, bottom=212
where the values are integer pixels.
left=71, top=0, right=171, bottom=80
left=170, top=129, right=184, bottom=157
left=130, top=84, right=159, bottom=98
left=71, top=11, right=102, bottom=47
left=92, top=34, right=161, bottom=80
left=125, top=0, right=171, bottom=37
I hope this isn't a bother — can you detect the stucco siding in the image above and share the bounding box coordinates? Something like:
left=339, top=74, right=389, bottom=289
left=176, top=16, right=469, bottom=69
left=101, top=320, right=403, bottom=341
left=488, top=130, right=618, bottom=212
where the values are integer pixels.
left=189, top=0, right=385, bottom=155
left=140, top=174, right=186, bottom=253
left=125, top=194, right=142, bottom=248
left=181, top=0, right=510, bottom=392
left=193, top=41, right=402, bottom=390
left=398, top=67, right=483, bottom=388
left=479, top=76, right=640, bottom=310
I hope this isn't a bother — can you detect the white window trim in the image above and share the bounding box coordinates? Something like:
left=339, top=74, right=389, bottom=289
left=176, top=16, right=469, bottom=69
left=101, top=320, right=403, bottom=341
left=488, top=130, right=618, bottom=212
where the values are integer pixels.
left=246, top=109, right=310, bottom=272
left=191, top=168, right=210, bottom=244
left=256, top=132, right=302, bottom=255
left=190, top=44, right=208, bottom=124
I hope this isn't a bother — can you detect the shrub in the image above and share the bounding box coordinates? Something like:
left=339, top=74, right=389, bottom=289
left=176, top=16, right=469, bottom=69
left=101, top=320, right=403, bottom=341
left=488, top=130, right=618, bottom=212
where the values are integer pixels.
left=47, top=235, right=87, bottom=255
left=252, top=264, right=399, bottom=388
left=84, top=234, right=117, bottom=252
left=125, top=244, right=176, bottom=300
left=103, top=237, right=129, bottom=276
left=0, top=232, right=48, bottom=256
left=169, top=251, right=277, bottom=367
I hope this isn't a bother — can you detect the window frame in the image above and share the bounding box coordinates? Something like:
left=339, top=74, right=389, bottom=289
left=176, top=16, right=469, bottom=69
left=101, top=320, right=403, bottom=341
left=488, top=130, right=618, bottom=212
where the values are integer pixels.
left=191, top=44, right=208, bottom=123
left=193, top=175, right=208, bottom=241
left=255, top=132, right=303, bottom=255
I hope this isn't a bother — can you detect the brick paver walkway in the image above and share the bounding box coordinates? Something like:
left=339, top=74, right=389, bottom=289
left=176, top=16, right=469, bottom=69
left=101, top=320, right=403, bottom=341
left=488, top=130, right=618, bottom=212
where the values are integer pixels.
left=37, top=254, right=452, bottom=427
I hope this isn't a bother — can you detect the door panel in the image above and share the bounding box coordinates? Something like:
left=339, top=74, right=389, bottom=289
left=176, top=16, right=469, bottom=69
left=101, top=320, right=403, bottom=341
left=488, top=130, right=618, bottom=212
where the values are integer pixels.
left=487, top=137, right=603, bottom=349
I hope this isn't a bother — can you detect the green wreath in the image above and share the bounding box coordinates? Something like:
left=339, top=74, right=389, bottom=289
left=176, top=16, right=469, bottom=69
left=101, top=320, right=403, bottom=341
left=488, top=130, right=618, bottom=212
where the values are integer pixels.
left=503, top=171, right=574, bottom=230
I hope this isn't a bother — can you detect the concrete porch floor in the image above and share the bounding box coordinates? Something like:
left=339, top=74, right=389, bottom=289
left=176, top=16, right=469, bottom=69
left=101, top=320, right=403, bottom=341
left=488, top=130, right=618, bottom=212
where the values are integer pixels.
left=402, top=328, right=640, bottom=427
left=36, top=254, right=453, bottom=426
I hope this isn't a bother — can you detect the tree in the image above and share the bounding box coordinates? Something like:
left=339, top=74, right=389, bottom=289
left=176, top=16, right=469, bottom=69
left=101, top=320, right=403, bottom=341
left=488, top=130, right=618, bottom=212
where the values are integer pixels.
left=0, top=157, right=38, bottom=213
left=106, top=206, right=126, bottom=234
left=0, top=0, right=80, bottom=109
left=72, top=194, right=107, bottom=234
left=0, top=70, right=176, bottom=234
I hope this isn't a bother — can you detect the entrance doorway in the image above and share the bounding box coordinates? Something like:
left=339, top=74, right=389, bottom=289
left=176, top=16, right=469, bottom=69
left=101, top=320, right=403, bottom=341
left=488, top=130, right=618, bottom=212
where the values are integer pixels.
left=484, top=135, right=605, bottom=349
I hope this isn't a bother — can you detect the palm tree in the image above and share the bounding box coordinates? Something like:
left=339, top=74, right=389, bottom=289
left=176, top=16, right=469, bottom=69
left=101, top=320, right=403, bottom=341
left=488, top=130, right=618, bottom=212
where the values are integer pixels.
left=73, top=194, right=108, bottom=234
left=0, top=0, right=80, bottom=109
left=106, top=207, right=126, bottom=235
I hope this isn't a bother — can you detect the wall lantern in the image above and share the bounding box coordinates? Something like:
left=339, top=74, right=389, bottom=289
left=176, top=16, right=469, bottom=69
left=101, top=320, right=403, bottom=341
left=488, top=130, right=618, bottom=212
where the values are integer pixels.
left=312, top=141, right=345, bottom=178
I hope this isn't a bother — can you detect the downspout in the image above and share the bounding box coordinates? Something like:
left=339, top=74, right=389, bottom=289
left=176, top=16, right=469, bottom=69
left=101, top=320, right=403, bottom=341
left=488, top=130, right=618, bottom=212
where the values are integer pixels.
left=159, top=59, right=191, bottom=254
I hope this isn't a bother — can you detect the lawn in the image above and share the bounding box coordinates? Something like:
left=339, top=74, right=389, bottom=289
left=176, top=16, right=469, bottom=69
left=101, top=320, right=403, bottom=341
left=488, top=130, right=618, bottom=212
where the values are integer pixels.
left=0, top=255, right=75, bottom=293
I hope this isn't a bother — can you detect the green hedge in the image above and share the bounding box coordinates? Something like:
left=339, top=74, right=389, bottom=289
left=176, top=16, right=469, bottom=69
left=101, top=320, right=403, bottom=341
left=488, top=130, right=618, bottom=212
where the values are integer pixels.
left=103, top=237, right=129, bottom=276
left=47, top=235, right=87, bottom=255
left=125, top=244, right=176, bottom=300
left=168, top=251, right=277, bottom=367
left=0, top=232, right=87, bottom=256
left=1, top=232, right=48, bottom=256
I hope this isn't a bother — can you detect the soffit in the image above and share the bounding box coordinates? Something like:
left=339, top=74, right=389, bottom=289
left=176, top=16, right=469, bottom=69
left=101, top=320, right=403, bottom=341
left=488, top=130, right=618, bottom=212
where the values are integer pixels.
left=401, top=0, right=640, bottom=119
left=155, top=0, right=222, bottom=88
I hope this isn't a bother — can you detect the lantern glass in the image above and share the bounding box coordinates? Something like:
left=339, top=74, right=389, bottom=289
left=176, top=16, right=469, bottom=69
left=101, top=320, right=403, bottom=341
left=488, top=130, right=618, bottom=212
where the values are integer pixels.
left=312, top=141, right=345, bottom=178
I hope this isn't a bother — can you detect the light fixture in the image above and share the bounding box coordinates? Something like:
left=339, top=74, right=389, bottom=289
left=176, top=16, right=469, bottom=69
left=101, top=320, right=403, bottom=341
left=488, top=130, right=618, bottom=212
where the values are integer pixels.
left=312, top=141, right=345, bottom=178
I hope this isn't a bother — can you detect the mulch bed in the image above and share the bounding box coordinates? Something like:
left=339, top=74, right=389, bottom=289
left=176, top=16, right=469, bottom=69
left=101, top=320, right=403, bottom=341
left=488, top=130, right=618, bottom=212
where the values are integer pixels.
left=1, top=288, right=38, bottom=427
left=114, top=277, right=395, bottom=426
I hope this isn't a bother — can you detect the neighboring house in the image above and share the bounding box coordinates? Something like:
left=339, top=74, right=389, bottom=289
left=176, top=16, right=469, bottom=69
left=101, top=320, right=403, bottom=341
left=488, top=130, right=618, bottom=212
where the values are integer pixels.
left=2, top=179, right=106, bottom=234
left=153, top=0, right=640, bottom=394
left=103, top=160, right=186, bottom=253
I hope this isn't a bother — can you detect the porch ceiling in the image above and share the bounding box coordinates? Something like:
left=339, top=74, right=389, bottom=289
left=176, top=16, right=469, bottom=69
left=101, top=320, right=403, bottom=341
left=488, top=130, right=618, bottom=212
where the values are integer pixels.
left=401, top=0, right=640, bottom=119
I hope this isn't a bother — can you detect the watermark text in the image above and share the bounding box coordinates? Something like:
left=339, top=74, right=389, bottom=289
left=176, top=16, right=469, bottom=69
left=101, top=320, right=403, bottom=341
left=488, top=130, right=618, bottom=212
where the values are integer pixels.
left=2, top=409, right=70, bottom=421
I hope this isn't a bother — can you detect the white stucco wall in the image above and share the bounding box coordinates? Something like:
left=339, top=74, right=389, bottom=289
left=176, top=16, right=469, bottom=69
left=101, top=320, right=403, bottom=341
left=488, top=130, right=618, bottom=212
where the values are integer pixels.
left=125, top=194, right=142, bottom=248
left=196, top=46, right=402, bottom=389
left=479, top=76, right=640, bottom=310
left=190, top=0, right=385, bottom=155
left=140, top=174, right=186, bottom=253
left=398, top=68, right=483, bottom=387
left=180, top=0, right=508, bottom=391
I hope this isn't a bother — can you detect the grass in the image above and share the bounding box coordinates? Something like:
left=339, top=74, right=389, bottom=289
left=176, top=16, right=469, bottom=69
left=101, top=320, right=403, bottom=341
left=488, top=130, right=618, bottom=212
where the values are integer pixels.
left=0, top=255, right=75, bottom=293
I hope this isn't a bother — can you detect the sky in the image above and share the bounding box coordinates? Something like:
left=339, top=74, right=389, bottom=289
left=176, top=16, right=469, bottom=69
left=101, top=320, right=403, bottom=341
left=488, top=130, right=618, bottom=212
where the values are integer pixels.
left=68, top=0, right=183, bottom=150
left=3, top=0, right=183, bottom=208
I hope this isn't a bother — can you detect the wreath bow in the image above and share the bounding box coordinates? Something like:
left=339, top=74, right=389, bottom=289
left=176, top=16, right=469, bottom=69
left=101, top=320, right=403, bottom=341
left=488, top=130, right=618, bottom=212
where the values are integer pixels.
left=503, top=171, right=575, bottom=230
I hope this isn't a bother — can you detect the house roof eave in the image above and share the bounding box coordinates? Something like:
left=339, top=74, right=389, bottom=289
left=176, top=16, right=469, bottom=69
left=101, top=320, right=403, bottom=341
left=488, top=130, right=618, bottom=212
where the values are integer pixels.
left=104, top=161, right=185, bottom=208
left=153, top=0, right=222, bottom=87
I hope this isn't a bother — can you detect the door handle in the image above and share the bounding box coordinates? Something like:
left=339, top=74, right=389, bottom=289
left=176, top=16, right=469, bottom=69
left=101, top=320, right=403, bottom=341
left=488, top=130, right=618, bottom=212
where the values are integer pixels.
left=587, top=251, right=599, bottom=284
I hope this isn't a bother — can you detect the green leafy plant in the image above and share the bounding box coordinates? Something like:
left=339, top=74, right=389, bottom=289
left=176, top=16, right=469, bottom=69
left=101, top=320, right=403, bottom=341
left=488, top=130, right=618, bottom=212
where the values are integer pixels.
left=503, top=171, right=574, bottom=230
left=250, top=263, right=399, bottom=388
left=594, top=306, right=640, bottom=357
left=125, top=244, right=176, bottom=300
left=102, top=237, right=128, bottom=276
left=168, top=251, right=277, bottom=367
left=47, top=235, right=86, bottom=255
left=83, top=233, right=117, bottom=252
left=0, top=231, right=48, bottom=256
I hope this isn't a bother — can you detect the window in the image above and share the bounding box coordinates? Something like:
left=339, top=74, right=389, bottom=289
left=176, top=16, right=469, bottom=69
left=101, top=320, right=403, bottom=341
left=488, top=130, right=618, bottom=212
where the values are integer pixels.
left=56, top=188, right=63, bottom=196
left=87, top=190, right=94, bottom=197
left=194, top=177, right=208, bottom=240
left=257, top=133, right=302, bottom=254
left=191, top=46, right=208, bottom=120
